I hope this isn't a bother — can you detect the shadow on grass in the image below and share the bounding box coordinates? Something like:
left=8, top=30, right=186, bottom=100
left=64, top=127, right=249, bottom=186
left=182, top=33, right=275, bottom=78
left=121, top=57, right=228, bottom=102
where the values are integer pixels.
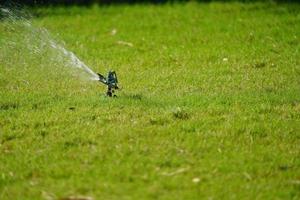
left=1, top=0, right=299, bottom=19
left=94, top=92, right=170, bottom=109
left=1, top=0, right=300, bottom=7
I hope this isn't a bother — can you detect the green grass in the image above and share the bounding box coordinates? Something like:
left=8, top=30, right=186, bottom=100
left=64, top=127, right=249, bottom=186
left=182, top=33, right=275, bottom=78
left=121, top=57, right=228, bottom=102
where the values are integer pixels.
left=0, top=2, right=300, bottom=199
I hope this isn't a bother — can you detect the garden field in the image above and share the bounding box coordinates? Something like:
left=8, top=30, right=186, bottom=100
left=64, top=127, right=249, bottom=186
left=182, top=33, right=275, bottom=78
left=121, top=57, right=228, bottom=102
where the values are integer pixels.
left=0, top=2, right=300, bottom=199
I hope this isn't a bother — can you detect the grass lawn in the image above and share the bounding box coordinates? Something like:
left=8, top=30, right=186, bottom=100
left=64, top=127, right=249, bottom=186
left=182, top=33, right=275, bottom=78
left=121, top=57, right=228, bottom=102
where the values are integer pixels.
left=0, top=2, right=300, bottom=199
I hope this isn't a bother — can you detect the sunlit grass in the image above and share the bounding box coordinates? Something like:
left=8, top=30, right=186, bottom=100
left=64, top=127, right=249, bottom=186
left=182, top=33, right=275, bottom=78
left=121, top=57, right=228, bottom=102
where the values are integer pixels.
left=0, top=2, right=299, bottom=199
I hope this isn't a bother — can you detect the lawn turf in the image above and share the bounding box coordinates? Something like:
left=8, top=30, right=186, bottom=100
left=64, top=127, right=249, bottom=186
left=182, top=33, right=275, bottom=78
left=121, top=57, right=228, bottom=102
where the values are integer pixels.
left=0, top=2, right=300, bottom=200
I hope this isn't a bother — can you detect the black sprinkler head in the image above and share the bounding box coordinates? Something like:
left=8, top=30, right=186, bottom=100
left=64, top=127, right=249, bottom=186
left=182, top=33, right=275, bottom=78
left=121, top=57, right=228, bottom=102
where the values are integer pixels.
left=97, top=71, right=119, bottom=97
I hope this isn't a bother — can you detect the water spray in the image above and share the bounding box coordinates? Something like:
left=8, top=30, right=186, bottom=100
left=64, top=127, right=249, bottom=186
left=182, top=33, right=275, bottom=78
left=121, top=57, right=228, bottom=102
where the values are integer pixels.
left=1, top=7, right=121, bottom=97
left=97, top=71, right=119, bottom=97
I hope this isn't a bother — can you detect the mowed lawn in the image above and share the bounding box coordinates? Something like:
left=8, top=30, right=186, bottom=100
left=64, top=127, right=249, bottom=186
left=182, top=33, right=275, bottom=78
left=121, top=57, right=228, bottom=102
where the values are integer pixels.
left=0, top=2, right=299, bottom=199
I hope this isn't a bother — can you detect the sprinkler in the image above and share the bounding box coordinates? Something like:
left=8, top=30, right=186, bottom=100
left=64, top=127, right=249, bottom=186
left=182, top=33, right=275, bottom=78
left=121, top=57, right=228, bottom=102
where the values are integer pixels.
left=97, top=71, right=119, bottom=97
